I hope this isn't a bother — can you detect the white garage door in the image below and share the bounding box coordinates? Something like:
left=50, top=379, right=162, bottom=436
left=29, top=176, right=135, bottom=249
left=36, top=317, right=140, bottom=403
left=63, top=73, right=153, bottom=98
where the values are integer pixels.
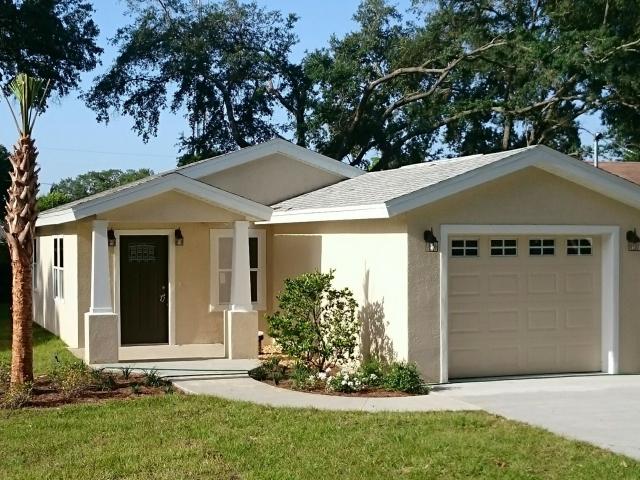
left=448, top=235, right=601, bottom=379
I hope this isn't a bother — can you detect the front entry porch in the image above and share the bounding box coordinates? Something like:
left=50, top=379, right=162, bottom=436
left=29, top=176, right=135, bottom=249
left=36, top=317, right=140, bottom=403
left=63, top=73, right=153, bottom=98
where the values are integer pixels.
left=83, top=218, right=262, bottom=365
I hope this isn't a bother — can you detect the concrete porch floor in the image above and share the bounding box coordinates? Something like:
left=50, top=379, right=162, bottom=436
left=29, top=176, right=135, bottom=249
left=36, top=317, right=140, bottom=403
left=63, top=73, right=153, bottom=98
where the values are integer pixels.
left=85, top=356, right=260, bottom=380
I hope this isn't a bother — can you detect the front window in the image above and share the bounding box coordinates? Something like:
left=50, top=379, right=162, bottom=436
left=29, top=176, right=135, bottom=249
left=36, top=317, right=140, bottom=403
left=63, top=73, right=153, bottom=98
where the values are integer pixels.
left=210, top=229, right=265, bottom=309
left=53, top=237, right=64, bottom=300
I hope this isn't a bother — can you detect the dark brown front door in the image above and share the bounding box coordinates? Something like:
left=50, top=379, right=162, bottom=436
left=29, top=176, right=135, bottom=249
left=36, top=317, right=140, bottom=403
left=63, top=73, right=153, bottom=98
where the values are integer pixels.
left=120, top=235, right=169, bottom=345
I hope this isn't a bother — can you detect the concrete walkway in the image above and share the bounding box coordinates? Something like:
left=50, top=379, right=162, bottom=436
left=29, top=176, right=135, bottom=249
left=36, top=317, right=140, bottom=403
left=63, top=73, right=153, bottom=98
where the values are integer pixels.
left=437, top=374, right=640, bottom=460
left=173, top=376, right=479, bottom=412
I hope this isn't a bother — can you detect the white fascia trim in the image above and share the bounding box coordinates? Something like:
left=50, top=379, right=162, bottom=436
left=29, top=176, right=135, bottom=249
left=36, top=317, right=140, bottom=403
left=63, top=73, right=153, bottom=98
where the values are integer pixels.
left=178, top=139, right=364, bottom=180
left=388, top=145, right=640, bottom=217
left=257, top=203, right=389, bottom=224
left=37, top=173, right=273, bottom=226
left=439, top=223, right=620, bottom=383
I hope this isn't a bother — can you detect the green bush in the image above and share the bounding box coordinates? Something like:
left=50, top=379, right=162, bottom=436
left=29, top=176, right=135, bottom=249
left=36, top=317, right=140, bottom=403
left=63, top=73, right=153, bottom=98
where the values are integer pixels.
left=290, top=362, right=317, bottom=390
left=383, top=362, right=428, bottom=394
left=248, top=365, right=268, bottom=381
left=267, top=270, right=359, bottom=371
left=0, top=382, right=33, bottom=409
left=51, top=360, right=93, bottom=398
left=359, top=358, right=384, bottom=387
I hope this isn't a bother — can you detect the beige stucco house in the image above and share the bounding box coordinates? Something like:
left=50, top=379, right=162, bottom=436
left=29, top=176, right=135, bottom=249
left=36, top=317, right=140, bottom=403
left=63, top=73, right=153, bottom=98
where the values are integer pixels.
left=34, top=139, right=640, bottom=382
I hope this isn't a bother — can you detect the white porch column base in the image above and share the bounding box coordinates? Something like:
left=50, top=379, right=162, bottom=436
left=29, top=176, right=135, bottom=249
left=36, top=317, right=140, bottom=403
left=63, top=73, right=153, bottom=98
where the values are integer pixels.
left=225, top=310, right=259, bottom=359
left=84, top=313, right=118, bottom=364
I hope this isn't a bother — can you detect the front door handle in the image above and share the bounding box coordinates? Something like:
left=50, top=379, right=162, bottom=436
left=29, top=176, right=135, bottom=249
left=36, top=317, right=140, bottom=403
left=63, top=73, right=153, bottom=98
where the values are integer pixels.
left=160, top=285, right=167, bottom=303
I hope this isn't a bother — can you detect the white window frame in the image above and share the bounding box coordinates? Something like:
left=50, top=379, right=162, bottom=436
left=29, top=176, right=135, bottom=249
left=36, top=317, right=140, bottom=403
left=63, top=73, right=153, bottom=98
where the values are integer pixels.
left=53, top=236, right=64, bottom=301
left=490, top=238, right=518, bottom=256
left=529, top=238, right=555, bottom=256
left=450, top=238, right=479, bottom=257
left=210, top=229, right=266, bottom=311
left=567, top=237, right=593, bottom=256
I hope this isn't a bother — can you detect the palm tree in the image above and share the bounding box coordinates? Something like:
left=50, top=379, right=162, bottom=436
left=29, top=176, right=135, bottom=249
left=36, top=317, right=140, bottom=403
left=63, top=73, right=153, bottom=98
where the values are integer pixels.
left=2, top=74, right=49, bottom=385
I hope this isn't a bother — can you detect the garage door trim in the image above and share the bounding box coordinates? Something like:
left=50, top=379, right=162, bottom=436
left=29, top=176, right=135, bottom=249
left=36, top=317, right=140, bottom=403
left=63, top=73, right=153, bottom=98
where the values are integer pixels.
left=439, top=224, right=620, bottom=383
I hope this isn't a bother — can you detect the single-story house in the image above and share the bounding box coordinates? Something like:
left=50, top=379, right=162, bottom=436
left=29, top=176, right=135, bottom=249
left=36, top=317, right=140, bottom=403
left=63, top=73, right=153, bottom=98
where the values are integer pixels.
left=34, top=139, right=640, bottom=382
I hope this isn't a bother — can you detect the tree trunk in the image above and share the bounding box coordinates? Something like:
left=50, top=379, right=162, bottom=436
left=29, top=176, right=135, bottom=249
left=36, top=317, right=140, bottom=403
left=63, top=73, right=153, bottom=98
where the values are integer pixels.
left=9, top=249, right=33, bottom=384
left=4, top=135, right=38, bottom=385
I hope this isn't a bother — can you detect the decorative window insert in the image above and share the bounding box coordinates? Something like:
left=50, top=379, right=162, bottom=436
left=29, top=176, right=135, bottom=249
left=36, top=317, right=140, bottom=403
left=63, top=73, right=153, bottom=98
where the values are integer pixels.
left=451, top=239, right=478, bottom=257
left=567, top=238, right=592, bottom=256
left=210, top=229, right=266, bottom=310
left=53, top=237, right=64, bottom=300
left=529, top=238, right=555, bottom=256
left=490, top=239, right=517, bottom=256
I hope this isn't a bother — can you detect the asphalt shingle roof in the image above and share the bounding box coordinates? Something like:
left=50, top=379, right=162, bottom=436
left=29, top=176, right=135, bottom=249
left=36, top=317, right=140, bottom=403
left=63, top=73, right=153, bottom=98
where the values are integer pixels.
left=271, top=147, right=534, bottom=211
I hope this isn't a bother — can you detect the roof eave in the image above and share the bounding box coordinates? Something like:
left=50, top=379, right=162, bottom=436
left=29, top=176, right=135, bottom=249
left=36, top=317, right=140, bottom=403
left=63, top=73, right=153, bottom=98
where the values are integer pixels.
left=36, top=173, right=273, bottom=227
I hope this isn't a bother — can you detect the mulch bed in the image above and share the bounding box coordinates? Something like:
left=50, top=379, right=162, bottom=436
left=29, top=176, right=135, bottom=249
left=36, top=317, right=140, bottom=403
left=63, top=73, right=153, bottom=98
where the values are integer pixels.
left=6, top=373, right=173, bottom=409
left=260, top=378, right=413, bottom=397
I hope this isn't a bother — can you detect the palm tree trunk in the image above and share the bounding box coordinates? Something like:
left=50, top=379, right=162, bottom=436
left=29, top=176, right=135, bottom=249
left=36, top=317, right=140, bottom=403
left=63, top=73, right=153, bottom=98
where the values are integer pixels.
left=4, top=135, right=38, bottom=384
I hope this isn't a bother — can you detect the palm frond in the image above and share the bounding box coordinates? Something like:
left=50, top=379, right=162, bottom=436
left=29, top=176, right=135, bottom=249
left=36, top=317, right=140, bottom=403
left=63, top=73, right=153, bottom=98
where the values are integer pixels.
left=5, top=74, right=50, bottom=136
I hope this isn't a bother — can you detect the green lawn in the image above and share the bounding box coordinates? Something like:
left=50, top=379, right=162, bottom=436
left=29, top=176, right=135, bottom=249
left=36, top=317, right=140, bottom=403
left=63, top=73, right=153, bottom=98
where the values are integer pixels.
left=1, top=305, right=639, bottom=479
left=0, top=303, right=75, bottom=373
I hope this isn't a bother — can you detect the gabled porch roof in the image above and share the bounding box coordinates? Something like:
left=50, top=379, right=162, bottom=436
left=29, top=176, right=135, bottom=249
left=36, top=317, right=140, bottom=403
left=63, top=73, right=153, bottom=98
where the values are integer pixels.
left=37, top=172, right=273, bottom=226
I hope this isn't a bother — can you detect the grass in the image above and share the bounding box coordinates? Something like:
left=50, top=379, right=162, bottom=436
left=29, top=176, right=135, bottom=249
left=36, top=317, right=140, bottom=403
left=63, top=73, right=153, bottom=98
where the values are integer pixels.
left=1, top=305, right=640, bottom=479
left=0, top=303, right=75, bottom=373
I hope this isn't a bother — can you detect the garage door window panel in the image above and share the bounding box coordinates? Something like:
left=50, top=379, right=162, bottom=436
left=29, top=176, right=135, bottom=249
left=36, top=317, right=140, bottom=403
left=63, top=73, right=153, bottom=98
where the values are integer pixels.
left=490, top=239, right=517, bottom=256
left=451, top=239, right=478, bottom=257
left=567, top=238, right=592, bottom=256
left=530, top=239, right=555, bottom=256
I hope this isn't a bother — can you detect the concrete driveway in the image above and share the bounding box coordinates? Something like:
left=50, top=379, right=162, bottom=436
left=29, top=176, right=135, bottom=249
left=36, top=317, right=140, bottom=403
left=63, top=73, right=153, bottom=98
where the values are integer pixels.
left=437, top=375, right=640, bottom=460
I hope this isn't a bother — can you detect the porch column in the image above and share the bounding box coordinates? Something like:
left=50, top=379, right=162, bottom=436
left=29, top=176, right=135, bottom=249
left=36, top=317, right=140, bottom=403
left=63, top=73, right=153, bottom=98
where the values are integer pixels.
left=230, top=220, right=252, bottom=311
left=84, top=220, right=118, bottom=364
left=225, top=220, right=258, bottom=359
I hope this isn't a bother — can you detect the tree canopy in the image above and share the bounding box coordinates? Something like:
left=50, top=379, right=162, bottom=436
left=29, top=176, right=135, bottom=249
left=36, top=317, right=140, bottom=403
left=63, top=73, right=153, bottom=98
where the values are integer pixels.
left=86, top=0, right=640, bottom=168
left=0, top=0, right=101, bottom=97
left=37, top=168, right=154, bottom=211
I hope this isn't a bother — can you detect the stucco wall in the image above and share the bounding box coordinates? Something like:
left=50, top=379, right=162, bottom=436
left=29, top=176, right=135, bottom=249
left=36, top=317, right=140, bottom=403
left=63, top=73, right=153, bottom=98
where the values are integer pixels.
left=405, top=166, right=640, bottom=380
left=33, top=223, right=81, bottom=348
left=269, top=221, right=409, bottom=362
left=200, top=153, right=345, bottom=205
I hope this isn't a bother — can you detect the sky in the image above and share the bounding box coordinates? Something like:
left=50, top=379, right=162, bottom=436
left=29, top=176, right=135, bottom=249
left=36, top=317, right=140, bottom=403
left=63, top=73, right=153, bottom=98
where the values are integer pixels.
left=0, top=0, right=601, bottom=192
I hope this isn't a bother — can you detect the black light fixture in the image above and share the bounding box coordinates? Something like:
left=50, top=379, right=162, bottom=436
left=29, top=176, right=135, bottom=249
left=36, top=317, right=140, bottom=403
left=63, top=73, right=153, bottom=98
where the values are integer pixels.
left=107, top=229, right=116, bottom=247
left=175, top=228, right=184, bottom=246
left=627, top=229, right=640, bottom=251
left=423, top=228, right=439, bottom=252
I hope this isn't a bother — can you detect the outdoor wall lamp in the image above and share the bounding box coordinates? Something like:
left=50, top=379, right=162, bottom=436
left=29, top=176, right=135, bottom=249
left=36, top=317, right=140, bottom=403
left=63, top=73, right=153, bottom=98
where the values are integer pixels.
left=175, top=228, right=184, bottom=246
left=423, top=228, right=439, bottom=252
left=627, top=229, right=640, bottom=251
left=107, top=229, right=116, bottom=247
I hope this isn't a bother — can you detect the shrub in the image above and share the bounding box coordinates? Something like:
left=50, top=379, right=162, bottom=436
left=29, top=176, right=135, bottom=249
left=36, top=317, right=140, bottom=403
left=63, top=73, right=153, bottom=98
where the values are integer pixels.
left=383, top=362, right=428, bottom=394
left=0, top=382, right=32, bottom=409
left=91, top=369, right=118, bottom=391
left=359, top=358, right=384, bottom=387
left=51, top=360, right=93, bottom=397
left=248, top=365, right=268, bottom=381
left=143, top=369, right=167, bottom=387
left=326, top=362, right=364, bottom=393
left=267, top=270, right=359, bottom=371
left=263, top=357, right=286, bottom=385
left=290, top=362, right=317, bottom=391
